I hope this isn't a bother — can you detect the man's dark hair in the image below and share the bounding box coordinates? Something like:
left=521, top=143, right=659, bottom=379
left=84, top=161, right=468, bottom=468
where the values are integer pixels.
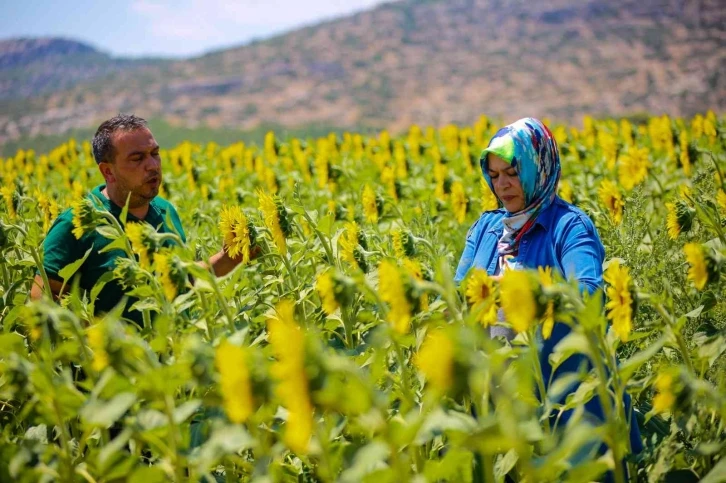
left=92, top=114, right=149, bottom=164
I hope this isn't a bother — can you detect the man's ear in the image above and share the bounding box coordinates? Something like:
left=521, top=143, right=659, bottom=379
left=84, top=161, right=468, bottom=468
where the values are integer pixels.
left=98, top=162, right=115, bottom=183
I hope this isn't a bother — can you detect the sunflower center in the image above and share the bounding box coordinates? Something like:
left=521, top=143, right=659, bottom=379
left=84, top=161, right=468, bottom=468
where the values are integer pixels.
left=481, top=284, right=490, bottom=299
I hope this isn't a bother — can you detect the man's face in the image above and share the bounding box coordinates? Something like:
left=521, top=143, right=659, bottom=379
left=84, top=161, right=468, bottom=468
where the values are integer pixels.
left=100, top=128, right=162, bottom=207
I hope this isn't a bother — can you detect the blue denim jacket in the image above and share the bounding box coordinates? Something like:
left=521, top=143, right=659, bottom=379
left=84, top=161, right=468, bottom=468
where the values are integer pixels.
left=454, top=196, right=643, bottom=455
left=455, top=197, right=604, bottom=292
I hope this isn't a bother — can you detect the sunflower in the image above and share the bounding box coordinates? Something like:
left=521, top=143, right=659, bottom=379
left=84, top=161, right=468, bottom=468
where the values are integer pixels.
left=465, top=269, right=497, bottom=327
left=362, top=184, right=379, bottom=223
left=0, top=185, right=16, bottom=219
left=480, top=178, right=499, bottom=211
left=216, top=340, right=254, bottom=424
left=414, top=328, right=454, bottom=393
left=665, top=203, right=680, bottom=240
left=71, top=198, right=98, bottom=240
left=652, top=372, right=675, bottom=414
left=378, top=260, right=412, bottom=334
left=315, top=270, right=339, bottom=315
left=87, top=324, right=109, bottom=372
left=267, top=300, right=312, bottom=454
left=391, top=228, right=415, bottom=258
left=717, top=189, right=726, bottom=213
left=598, top=179, right=624, bottom=225
left=339, top=222, right=361, bottom=270
left=402, top=258, right=429, bottom=311
left=558, top=180, right=574, bottom=204
left=381, top=165, right=398, bottom=201
left=450, top=181, right=468, bottom=223
left=125, top=222, right=153, bottom=270
left=258, top=190, right=288, bottom=255
left=219, top=205, right=253, bottom=263
left=684, top=243, right=708, bottom=290
left=500, top=270, right=536, bottom=333
left=604, top=260, right=634, bottom=342
left=678, top=131, right=691, bottom=176
left=617, top=146, right=650, bottom=191
left=465, top=268, right=495, bottom=305
left=338, top=221, right=368, bottom=273
left=665, top=200, right=694, bottom=240
left=153, top=250, right=186, bottom=301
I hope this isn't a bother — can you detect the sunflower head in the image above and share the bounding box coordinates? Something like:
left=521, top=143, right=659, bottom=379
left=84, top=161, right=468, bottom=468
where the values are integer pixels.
left=71, top=198, right=100, bottom=240
left=683, top=243, right=719, bottom=291
left=415, top=328, right=454, bottom=393
left=219, top=205, right=256, bottom=263
left=450, top=181, right=468, bottom=223
left=391, top=228, right=416, bottom=258
left=603, top=260, right=636, bottom=342
left=362, top=184, right=383, bottom=223
left=378, top=260, right=413, bottom=334
left=597, top=179, right=624, bottom=225
left=125, top=222, right=157, bottom=270
left=87, top=324, right=109, bottom=373
left=500, top=270, right=537, bottom=334
left=315, top=269, right=356, bottom=316
left=153, top=249, right=188, bottom=301
left=665, top=199, right=695, bottom=239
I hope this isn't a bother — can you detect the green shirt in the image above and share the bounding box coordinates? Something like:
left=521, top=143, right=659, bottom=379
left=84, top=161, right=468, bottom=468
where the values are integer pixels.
left=42, top=184, right=186, bottom=326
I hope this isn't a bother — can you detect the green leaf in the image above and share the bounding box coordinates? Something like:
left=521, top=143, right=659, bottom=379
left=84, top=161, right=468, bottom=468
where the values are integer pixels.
left=191, top=425, right=254, bottom=472
left=24, top=425, right=47, bottom=444
left=137, top=409, right=169, bottom=431
left=128, top=466, right=168, bottom=483
left=173, top=400, right=201, bottom=424
left=423, top=448, right=473, bottom=483
left=58, top=246, right=93, bottom=281
left=97, top=428, right=133, bottom=472
left=618, top=334, right=667, bottom=383
left=81, top=392, right=136, bottom=427
left=684, top=305, right=704, bottom=318
left=0, top=332, right=25, bottom=352
left=701, top=457, right=726, bottom=483
left=90, top=271, right=115, bottom=306
left=415, top=409, right=478, bottom=445
left=95, top=225, right=120, bottom=240
left=317, top=213, right=333, bottom=235
left=549, top=331, right=589, bottom=372
left=339, top=441, right=390, bottom=483
left=494, top=449, right=518, bottom=480
left=99, top=236, right=129, bottom=254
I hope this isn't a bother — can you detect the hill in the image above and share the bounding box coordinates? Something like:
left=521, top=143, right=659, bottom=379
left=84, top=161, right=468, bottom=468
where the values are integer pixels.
left=1, top=0, right=724, bottom=147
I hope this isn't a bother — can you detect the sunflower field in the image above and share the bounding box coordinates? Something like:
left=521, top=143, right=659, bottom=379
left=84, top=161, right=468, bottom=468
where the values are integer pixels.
left=0, top=112, right=725, bottom=482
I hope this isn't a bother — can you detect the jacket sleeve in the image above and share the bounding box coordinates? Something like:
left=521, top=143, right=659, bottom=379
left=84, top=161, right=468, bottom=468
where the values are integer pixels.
left=557, top=214, right=605, bottom=295
left=454, top=216, right=485, bottom=284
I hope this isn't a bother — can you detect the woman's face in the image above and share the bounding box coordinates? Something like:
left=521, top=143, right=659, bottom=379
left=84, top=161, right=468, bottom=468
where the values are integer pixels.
left=487, top=154, right=526, bottom=213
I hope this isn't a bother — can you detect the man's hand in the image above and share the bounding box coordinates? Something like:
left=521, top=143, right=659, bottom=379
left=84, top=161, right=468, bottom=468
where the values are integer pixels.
left=29, top=275, right=64, bottom=301
left=207, top=244, right=262, bottom=277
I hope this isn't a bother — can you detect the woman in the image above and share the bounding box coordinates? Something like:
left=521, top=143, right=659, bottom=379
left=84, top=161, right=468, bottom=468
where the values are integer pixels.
left=454, top=117, right=642, bottom=467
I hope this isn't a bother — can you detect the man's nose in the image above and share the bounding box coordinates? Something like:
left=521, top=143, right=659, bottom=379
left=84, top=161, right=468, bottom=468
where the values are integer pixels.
left=145, top=154, right=161, bottom=171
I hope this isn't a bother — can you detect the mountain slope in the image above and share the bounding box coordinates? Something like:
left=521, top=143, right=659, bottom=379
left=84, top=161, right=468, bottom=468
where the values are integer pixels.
left=1, top=0, right=724, bottom=145
left=0, top=38, right=160, bottom=100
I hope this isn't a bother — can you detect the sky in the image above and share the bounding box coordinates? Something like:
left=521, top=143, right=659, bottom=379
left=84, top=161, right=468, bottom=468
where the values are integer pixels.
left=0, top=0, right=390, bottom=58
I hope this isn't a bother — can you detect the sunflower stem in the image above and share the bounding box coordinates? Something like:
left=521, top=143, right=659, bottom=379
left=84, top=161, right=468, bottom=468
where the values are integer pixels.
left=585, top=330, right=626, bottom=483
left=527, top=329, right=551, bottom=436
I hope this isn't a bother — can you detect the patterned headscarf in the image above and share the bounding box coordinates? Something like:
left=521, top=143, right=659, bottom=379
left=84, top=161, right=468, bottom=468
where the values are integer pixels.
left=480, top=117, right=561, bottom=257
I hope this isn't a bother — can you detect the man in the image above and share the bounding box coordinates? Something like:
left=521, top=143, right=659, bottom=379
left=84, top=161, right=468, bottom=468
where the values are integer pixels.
left=30, top=114, right=245, bottom=325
